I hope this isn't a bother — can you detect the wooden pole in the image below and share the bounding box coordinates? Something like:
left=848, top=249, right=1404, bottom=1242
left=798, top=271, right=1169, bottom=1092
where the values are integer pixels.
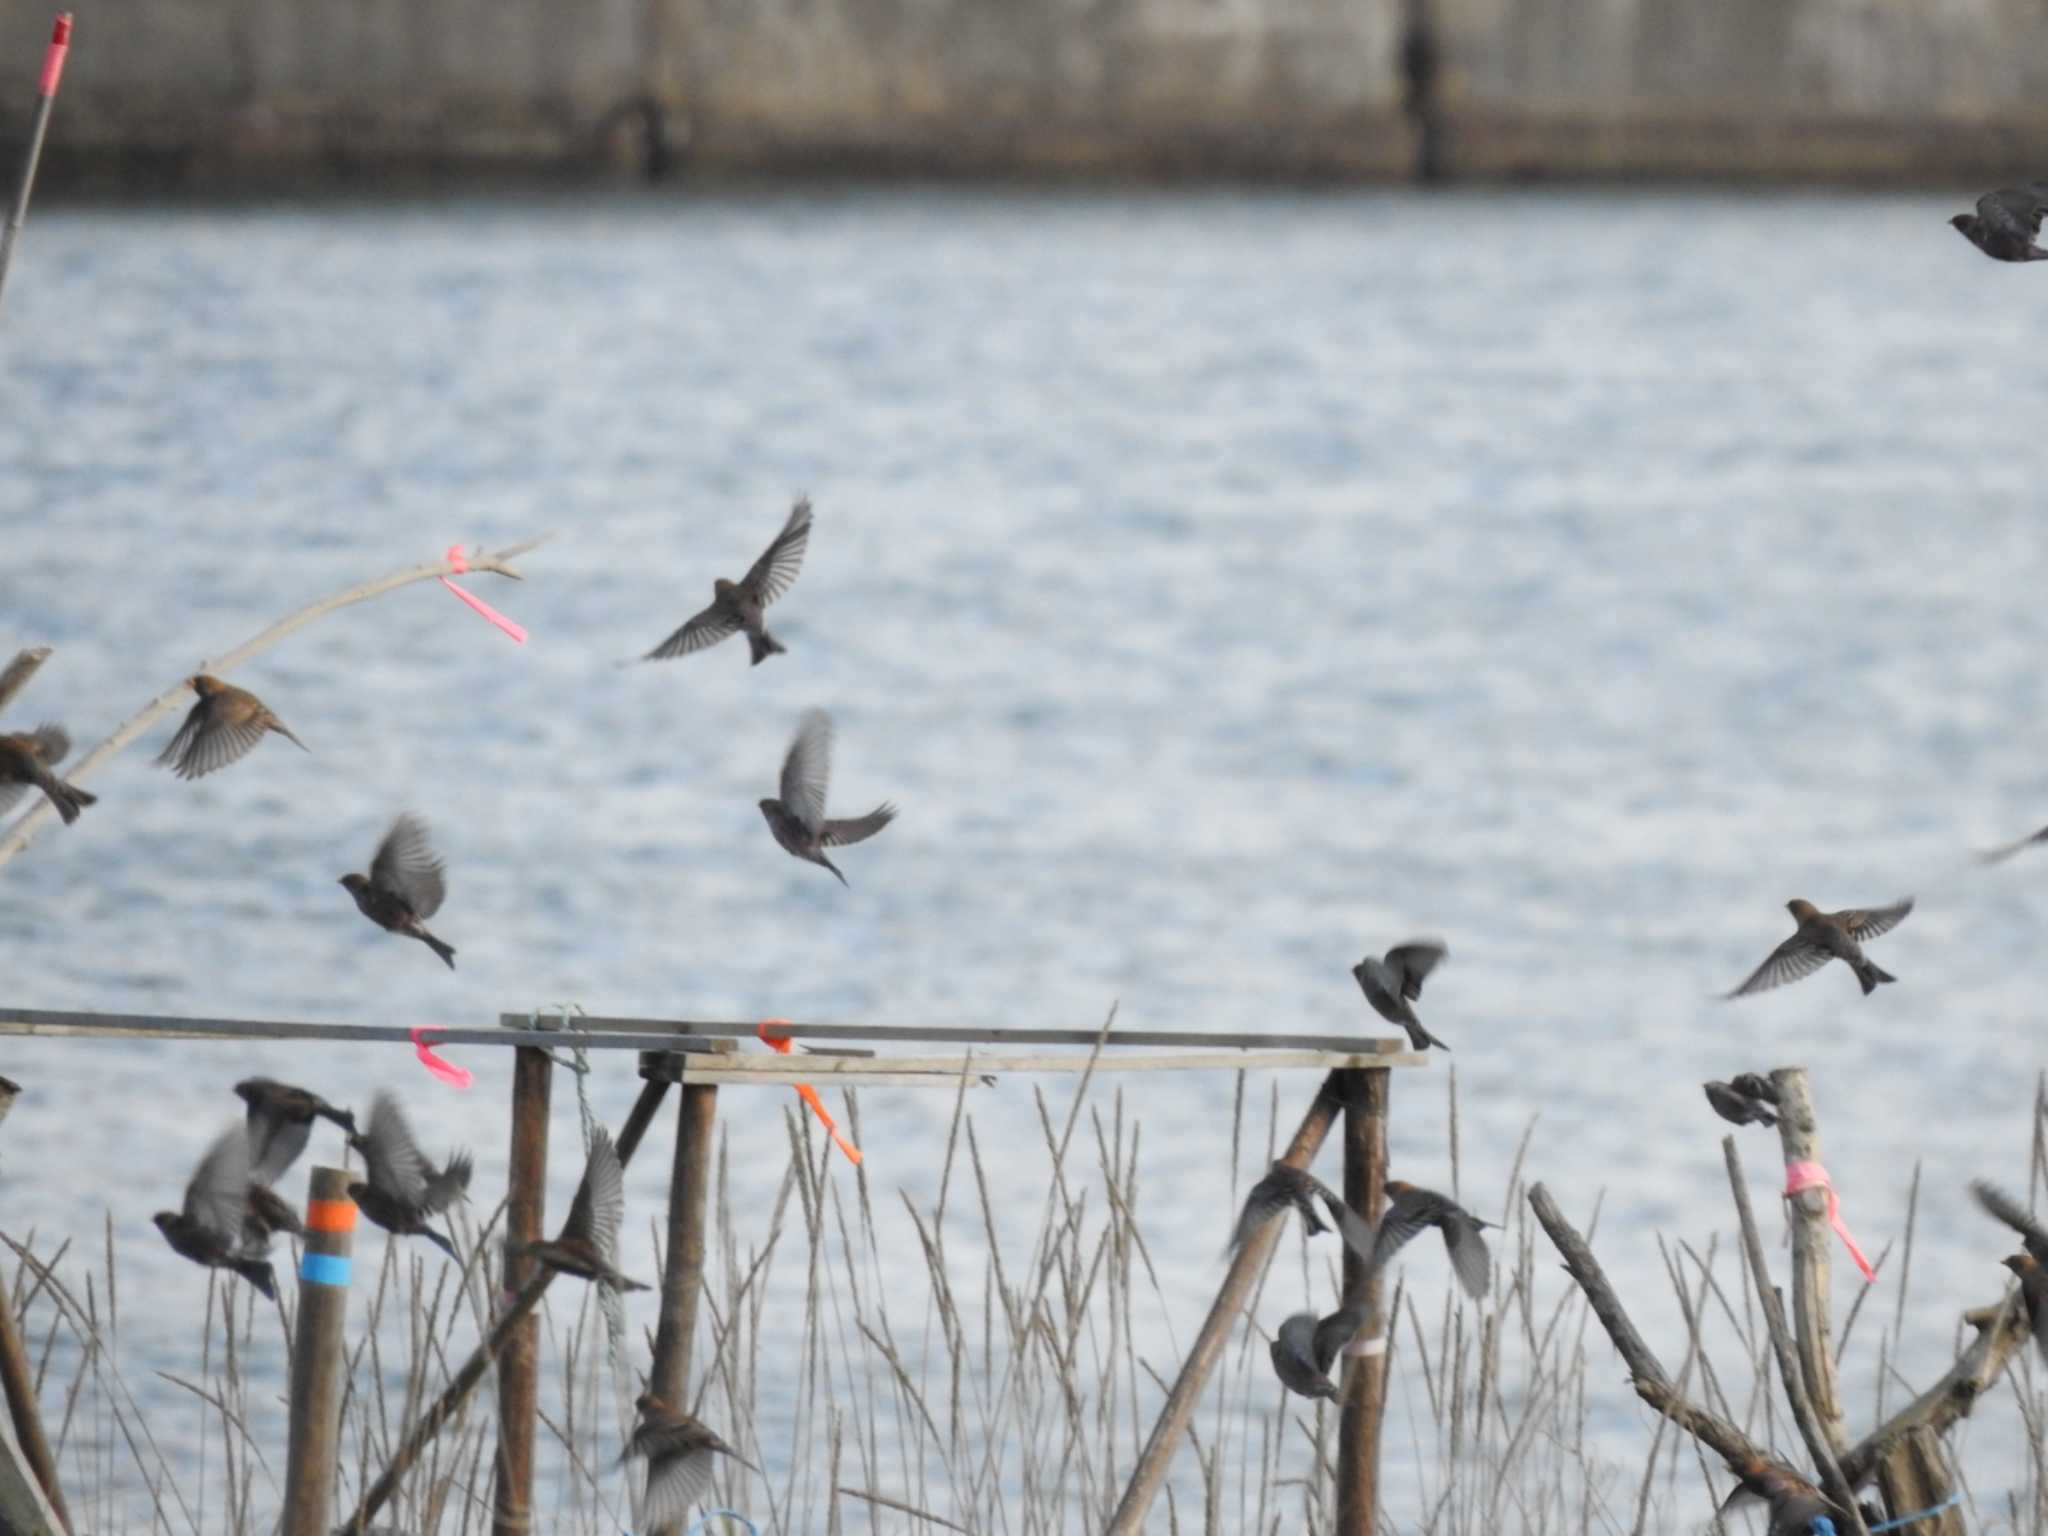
left=282, top=1168, right=355, bottom=1536
left=1104, top=1071, right=1348, bottom=1536
left=340, top=1076, right=671, bottom=1536
left=492, top=1047, right=552, bottom=1536
left=1335, top=1068, right=1390, bottom=1534
left=0, top=650, right=51, bottom=719
left=0, top=1235, right=65, bottom=1533
left=647, top=1084, right=717, bottom=1459
left=1772, top=1066, right=1851, bottom=1455
left=1873, top=1426, right=1965, bottom=1536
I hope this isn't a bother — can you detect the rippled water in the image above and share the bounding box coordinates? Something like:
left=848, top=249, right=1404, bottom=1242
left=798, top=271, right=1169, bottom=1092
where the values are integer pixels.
left=4, top=184, right=2048, bottom=1526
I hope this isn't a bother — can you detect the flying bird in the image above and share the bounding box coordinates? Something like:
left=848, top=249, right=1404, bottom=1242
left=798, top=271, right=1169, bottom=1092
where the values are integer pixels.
left=510, top=1128, right=649, bottom=1291
left=644, top=497, right=813, bottom=666
left=1368, top=1181, right=1493, bottom=1300
left=621, top=1392, right=758, bottom=1528
left=1351, top=939, right=1450, bottom=1050
left=1951, top=183, right=2048, bottom=262
left=339, top=814, right=457, bottom=969
left=1226, top=1162, right=1372, bottom=1260
left=153, top=1125, right=278, bottom=1300
left=1971, top=1180, right=2048, bottom=1363
left=1719, top=1453, right=1842, bottom=1536
left=1723, top=898, right=1912, bottom=999
left=235, top=1077, right=357, bottom=1186
left=154, top=674, right=307, bottom=780
left=347, top=1090, right=472, bottom=1261
left=0, top=724, right=95, bottom=825
left=1978, top=823, right=2048, bottom=865
left=758, top=709, right=896, bottom=886
left=1704, top=1079, right=1778, bottom=1129
left=1268, top=1276, right=1373, bottom=1401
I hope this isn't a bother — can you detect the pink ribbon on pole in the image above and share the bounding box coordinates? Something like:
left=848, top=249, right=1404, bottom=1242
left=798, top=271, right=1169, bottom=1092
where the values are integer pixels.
left=410, top=1026, right=474, bottom=1090
left=39, top=15, right=71, bottom=98
left=1783, top=1160, right=1876, bottom=1284
left=438, top=546, right=528, bottom=643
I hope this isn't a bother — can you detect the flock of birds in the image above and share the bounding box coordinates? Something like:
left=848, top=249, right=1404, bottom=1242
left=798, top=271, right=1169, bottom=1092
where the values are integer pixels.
left=13, top=182, right=2048, bottom=1531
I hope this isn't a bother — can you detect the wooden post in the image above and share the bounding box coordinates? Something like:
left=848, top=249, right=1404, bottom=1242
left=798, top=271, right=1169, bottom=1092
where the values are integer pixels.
left=1335, top=1068, right=1390, bottom=1534
left=1771, top=1066, right=1850, bottom=1455
left=0, top=1393, right=63, bottom=1535
left=0, top=1074, right=65, bottom=1535
left=282, top=1168, right=355, bottom=1536
left=0, top=651, right=50, bottom=719
left=1103, top=1071, right=1349, bottom=1536
left=648, top=1084, right=718, bottom=1423
left=340, top=1076, right=671, bottom=1536
left=1873, top=1426, right=1965, bottom=1536
left=491, top=1047, right=552, bottom=1536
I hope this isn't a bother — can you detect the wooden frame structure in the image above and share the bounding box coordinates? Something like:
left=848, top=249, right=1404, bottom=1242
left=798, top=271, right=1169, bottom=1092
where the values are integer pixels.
left=0, top=1004, right=1429, bottom=1535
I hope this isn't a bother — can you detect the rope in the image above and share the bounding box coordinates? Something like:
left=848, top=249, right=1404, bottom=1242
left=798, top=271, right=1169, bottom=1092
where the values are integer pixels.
left=1867, top=1492, right=1965, bottom=1532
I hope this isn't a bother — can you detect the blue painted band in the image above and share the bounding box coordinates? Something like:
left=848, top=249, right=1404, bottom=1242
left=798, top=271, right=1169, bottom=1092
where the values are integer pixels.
left=300, top=1251, right=352, bottom=1287
left=1869, top=1493, right=1964, bottom=1533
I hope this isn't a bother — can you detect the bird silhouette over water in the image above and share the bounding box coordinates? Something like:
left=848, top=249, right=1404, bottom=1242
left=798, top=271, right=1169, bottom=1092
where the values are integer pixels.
left=511, top=1128, right=648, bottom=1291
left=339, top=814, right=457, bottom=969
left=154, top=674, right=307, bottom=779
left=759, top=709, right=896, bottom=886
left=1369, top=1181, right=1493, bottom=1300
left=348, top=1090, right=472, bottom=1261
left=644, top=496, right=813, bottom=666
left=1951, top=183, right=2048, bottom=262
left=1704, top=1075, right=1779, bottom=1128
left=1226, top=1162, right=1372, bottom=1260
left=0, top=724, right=95, bottom=824
left=1978, top=822, right=2048, bottom=865
left=1723, top=898, right=1912, bottom=999
left=1268, top=1270, right=1373, bottom=1401
left=153, top=1125, right=278, bottom=1300
left=622, top=1391, right=758, bottom=1528
left=1351, top=939, right=1450, bottom=1050
left=1971, top=1180, right=2048, bottom=1363
left=236, top=1077, right=357, bottom=1186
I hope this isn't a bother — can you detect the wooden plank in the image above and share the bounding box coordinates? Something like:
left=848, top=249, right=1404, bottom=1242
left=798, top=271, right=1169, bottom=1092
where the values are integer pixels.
left=664, top=1069, right=994, bottom=1089
left=677, top=1050, right=1422, bottom=1082
left=523, top=1014, right=1407, bottom=1054
left=0, top=1007, right=726, bottom=1054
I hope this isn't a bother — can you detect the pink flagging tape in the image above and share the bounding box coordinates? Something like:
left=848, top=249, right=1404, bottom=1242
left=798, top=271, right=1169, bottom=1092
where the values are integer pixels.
left=758, top=1018, right=862, bottom=1165
left=411, top=1025, right=474, bottom=1090
left=438, top=545, right=528, bottom=643
left=1783, top=1160, right=1876, bottom=1284
left=38, top=15, right=71, bottom=98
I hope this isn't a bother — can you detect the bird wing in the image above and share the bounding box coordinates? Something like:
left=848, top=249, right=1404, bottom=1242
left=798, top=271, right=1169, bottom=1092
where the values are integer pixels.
left=1385, top=941, right=1447, bottom=1001
left=1365, top=1190, right=1433, bottom=1276
left=247, top=1105, right=313, bottom=1187
left=1841, top=897, right=1912, bottom=941
left=157, top=698, right=271, bottom=780
left=644, top=601, right=741, bottom=661
left=1978, top=825, right=2048, bottom=865
left=369, top=814, right=448, bottom=919
left=1308, top=1177, right=1376, bottom=1262
left=737, top=497, right=813, bottom=606
left=779, top=710, right=834, bottom=833
left=1724, top=935, right=1831, bottom=998
left=637, top=1446, right=717, bottom=1529
left=1972, top=1180, right=2048, bottom=1262
left=1312, top=1295, right=1369, bottom=1373
left=562, top=1129, right=626, bottom=1265
left=184, top=1125, right=254, bottom=1244
left=1443, top=1215, right=1492, bottom=1300
left=1982, top=184, right=2048, bottom=237
left=1226, top=1170, right=1296, bottom=1252
left=821, top=803, right=896, bottom=848
left=362, top=1091, right=434, bottom=1205
left=1274, top=1312, right=1323, bottom=1371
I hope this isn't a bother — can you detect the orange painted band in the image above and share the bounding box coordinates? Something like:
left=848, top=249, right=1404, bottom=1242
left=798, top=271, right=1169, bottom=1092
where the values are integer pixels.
left=306, top=1199, right=357, bottom=1233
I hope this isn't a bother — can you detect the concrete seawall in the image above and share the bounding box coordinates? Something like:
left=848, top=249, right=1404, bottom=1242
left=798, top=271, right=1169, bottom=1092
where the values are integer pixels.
left=5, top=0, right=2047, bottom=182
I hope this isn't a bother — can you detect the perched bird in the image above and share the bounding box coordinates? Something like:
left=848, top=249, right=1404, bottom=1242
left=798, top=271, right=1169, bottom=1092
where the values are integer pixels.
left=1971, top=1180, right=2048, bottom=1363
left=347, top=1091, right=472, bottom=1261
left=1704, top=1079, right=1778, bottom=1129
left=510, top=1128, right=649, bottom=1291
left=758, top=709, right=896, bottom=886
left=0, top=725, right=95, bottom=825
left=1226, top=1162, right=1373, bottom=1260
left=338, top=814, right=457, bottom=970
left=235, top=1077, right=357, bottom=1186
left=622, top=1392, right=758, bottom=1527
left=643, top=497, right=813, bottom=666
left=1978, top=823, right=2048, bottom=865
left=153, top=1125, right=278, bottom=1300
left=1720, top=1453, right=1841, bottom=1536
left=1351, top=939, right=1450, bottom=1051
left=1369, top=1181, right=1493, bottom=1300
left=1723, top=898, right=1912, bottom=999
left=1950, top=184, right=2048, bottom=262
left=154, top=674, right=307, bottom=780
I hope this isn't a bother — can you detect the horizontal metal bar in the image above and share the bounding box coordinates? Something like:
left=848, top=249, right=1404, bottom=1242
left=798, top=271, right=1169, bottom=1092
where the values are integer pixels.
left=678, top=1050, right=1421, bottom=1080
left=521, top=1015, right=1404, bottom=1054
left=0, top=1007, right=723, bottom=1054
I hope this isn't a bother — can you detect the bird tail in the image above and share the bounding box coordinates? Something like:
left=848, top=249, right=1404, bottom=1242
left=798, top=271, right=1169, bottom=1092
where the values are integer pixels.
left=1856, top=960, right=1896, bottom=996
left=422, top=931, right=457, bottom=970
left=614, top=1274, right=653, bottom=1293
left=816, top=851, right=849, bottom=887
left=428, top=1152, right=474, bottom=1212
left=1404, top=1019, right=1451, bottom=1052
left=423, top=1226, right=459, bottom=1262
left=237, top=1258, right=279, bottom=1301
left=747, top=628, right=787, bottom=666
left=36, top=772, right=94, bottom=825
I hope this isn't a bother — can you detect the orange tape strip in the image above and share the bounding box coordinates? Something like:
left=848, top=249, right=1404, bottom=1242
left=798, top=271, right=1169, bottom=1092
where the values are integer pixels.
left=759, top=1019, right=862, bottom=1165
left=306, top=1199, right=358, bottom=1233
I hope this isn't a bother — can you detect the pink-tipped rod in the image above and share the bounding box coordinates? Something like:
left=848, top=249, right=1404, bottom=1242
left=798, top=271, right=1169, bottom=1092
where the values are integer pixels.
left=0, top=14, right=74, bottom=318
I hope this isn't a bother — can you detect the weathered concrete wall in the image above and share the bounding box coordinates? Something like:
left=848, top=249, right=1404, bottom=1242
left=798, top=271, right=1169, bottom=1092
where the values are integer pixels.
left=4, top=0, right=2047, bottom=181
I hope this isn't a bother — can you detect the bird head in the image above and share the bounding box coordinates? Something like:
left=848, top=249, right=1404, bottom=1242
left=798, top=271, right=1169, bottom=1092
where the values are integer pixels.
left=1383, top=1179, right=1414, bottom=1199
left=713, top=577, right=738, bottom=599
left=1785, top=899, right=1819, bottom=920
left=346, top=1180, right=371, bottom=1205
left=2005, top=1252, right=2038, bottom=1279
left=151, top=1212, right=177, bottom=1235
left=1950, top=213, right=1976, bottom=237
left=189, top=674, right=225, bottom=698
left=338, top=873, right=369, bottom=895
left=633, top=1390, right=663, bottom=1417
left=232, top=1078, right=264, bottom=1106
